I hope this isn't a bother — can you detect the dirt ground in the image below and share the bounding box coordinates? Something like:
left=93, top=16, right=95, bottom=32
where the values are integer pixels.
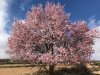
left=0, top=63, right=99, bottom=75
left=86, top=63, right=100, bottom=75
left=0, top=67, right=39, bottom=75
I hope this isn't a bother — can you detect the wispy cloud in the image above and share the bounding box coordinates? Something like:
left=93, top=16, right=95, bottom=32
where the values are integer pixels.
left=88, top=15, right=100, bottom=29
left=0, top=0, right=10, bottom=59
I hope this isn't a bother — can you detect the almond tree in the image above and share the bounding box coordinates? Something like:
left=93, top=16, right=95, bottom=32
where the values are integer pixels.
left=8, top=3, right=95, bottom=75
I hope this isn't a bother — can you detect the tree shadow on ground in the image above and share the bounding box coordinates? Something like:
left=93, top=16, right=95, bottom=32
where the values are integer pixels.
left=29, top=64, right=94, bottom=75
left=53, top=64, right=93, bottom=75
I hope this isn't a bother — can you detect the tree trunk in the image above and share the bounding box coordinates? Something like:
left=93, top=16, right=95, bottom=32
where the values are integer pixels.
left=49, top=65, right=55, bottom=75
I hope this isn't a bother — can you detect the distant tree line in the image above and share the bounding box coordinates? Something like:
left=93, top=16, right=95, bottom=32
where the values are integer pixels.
left=0, top=59, right=29, bottom=64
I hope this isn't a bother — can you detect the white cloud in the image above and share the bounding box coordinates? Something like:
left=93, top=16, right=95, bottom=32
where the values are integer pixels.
left=92, top=38, right=100, bottom=60
left=0, top=0, right=10, bottom=59
left=88, top=16, right=100, bottom=60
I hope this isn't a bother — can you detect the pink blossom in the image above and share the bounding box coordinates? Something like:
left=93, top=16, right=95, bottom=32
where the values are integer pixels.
left=8, top=3, right=95, bottom=65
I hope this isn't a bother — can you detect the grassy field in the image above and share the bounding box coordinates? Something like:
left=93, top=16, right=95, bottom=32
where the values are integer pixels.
left=0, top=62, right=99, bottom=75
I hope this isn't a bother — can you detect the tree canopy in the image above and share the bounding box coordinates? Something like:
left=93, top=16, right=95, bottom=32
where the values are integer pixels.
left=8, top=3, right=95, bottom=65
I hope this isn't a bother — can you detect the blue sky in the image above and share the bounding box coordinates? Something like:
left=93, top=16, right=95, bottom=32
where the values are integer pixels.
left=5, top=0, right=100, bottom=33
left=0, top=0, right=100, bottom=60
left=8, top=1, right=100, bottom=25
